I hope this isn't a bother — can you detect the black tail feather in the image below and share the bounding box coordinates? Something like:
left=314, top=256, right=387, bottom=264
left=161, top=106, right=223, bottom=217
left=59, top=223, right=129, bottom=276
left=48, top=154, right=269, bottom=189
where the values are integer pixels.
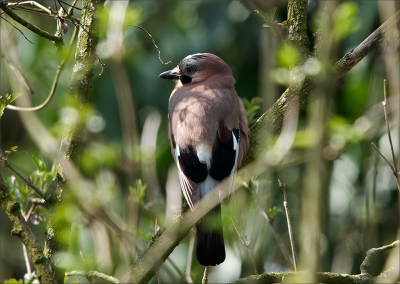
left=195, top=205, right=226, bottom=266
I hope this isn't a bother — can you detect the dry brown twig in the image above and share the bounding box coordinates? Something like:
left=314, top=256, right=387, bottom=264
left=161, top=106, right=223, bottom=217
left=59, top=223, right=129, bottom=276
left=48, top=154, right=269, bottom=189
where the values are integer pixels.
left=278, top=179, right=297, bottom=271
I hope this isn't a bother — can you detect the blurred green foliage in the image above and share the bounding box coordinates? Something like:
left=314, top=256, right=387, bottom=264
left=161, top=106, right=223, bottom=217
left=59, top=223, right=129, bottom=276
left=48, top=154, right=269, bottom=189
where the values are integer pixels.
left=1, top=1, right=399, bottom=283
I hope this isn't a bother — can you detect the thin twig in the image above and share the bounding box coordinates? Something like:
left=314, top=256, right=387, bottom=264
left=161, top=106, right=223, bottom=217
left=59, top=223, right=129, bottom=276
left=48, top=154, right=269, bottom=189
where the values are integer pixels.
left=382, top=79, right=400, bottom=189
left=155, top=219, right=161, bottom=284
left=21, top=203, right=36, bottom=276
left=56, top=0, right=77, bottom=27
left=250, top=183, right=295, bottom=270
left=231, top=217, right=258, bottom=275
left=8, top=1, right=52, bottom=15
left=202, top=267, right=209, bottom=284
left=59, top=0, right=81, bottom=11
left=7, top=26, right=78, bottom=111
left=166, top=258, right=187, bottom=283
left=129, top=25, right=172, bottom=65
left=278, top=179, right=297, bottom=271
left=0, top=15, right=33, bottom=44
left=371, top=143, right=395, bottom=172
left=1, top=152, right=51, bottom=203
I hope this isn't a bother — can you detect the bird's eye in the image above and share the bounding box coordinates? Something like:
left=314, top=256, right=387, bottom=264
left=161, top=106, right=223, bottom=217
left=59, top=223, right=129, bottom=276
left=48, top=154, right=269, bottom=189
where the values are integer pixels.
left=186, top=66, right=195, bottom=74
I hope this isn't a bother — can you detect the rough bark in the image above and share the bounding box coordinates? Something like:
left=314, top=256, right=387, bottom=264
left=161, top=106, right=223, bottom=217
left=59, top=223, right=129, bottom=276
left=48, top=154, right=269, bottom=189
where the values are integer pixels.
left=43, top=0, right=106, bottom=283
left=0, top=173, right=56, bottom=284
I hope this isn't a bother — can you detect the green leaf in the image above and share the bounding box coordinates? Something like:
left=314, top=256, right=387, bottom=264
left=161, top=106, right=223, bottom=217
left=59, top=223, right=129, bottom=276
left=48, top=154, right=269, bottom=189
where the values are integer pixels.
left=268, top=205, right=284, bottom=218
left=129, top=180, right=147, bottom=204
left=4, top=278, right=23, bottom=284
left=0, top=93, right=22, bottom=117
left=254, top=8, right=277, bottom=21
left=30, top=154, right=46, bottom=172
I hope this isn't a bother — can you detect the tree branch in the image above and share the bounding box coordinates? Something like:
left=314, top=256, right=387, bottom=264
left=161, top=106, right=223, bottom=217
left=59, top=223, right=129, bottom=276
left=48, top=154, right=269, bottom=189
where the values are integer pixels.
left=0, top=0, right=63, bottom=46
left=0, top=172, right=56, bottom=284
left=43, top=0, right=105, bottom=283
left=1, top=153, right=51, bottom=202
left=230, top=241, right=399, bottom=283
left=332, top=10, right=400, bottom=80
left=242, top=9, right=400, bottom=166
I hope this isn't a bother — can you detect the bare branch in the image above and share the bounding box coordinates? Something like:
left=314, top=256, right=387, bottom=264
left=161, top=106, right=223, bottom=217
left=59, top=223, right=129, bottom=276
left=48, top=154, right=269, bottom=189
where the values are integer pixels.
left=278, top=179, right=297, bottom=271
left=0, top=0, right=63, bottom=46
left=231, top=217, right=258, bottom=275
left=0, top=15, right=33, bottom=43
left=333, top=10, right=400, bottom=79
left=65, top=270, right=120, bottom=284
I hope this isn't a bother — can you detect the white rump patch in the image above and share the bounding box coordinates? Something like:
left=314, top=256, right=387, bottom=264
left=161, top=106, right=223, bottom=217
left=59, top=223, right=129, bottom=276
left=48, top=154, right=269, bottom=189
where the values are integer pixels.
left=196, top=143, right=212, bottom=169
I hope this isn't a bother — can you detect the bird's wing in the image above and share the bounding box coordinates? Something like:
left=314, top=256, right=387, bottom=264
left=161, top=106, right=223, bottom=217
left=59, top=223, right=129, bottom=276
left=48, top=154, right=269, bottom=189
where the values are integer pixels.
left=209, top=123, right=240, bottom=200
left=175, top=146, right=201, bottom=211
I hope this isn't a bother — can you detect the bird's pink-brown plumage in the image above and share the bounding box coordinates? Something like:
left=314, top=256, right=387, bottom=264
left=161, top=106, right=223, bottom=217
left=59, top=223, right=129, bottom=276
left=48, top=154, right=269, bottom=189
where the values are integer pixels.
left=160, top=53, right=249, bottom=266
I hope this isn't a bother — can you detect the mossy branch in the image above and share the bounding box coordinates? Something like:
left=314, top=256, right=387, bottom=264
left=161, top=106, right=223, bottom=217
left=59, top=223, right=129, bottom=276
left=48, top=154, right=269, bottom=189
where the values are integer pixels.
left=43, top=0, right=105, bottom=283
left=230, top=241, right=399, bottom=283
left=0, top=172, right=56, bottom=284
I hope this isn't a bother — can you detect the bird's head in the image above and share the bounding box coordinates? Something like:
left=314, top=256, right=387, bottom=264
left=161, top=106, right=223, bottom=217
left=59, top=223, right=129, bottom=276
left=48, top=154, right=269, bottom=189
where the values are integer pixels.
left=159, top=53, right=234, bottom=86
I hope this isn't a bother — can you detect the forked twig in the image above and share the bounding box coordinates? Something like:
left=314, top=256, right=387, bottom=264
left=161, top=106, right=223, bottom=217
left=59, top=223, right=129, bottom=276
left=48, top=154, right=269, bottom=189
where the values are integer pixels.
left=231, top=217, right=258, bottom=275
left=371, top=79, right=400, bottom=192
left=250, top=182, right=295, bottom=270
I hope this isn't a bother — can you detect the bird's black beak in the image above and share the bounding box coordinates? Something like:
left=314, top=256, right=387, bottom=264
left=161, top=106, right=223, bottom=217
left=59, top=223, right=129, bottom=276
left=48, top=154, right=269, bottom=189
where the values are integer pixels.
left=159, top=70, right=181, bottom=80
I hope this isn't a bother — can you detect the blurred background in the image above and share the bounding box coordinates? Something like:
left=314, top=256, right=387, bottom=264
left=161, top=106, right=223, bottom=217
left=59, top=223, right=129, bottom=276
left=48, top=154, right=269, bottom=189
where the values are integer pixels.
left=1, top=1, right=399, bottom=283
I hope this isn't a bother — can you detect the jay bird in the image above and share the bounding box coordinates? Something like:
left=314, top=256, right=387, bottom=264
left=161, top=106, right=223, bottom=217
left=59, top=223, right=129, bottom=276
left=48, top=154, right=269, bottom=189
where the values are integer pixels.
left=159, top=53, right=249, bottom=266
